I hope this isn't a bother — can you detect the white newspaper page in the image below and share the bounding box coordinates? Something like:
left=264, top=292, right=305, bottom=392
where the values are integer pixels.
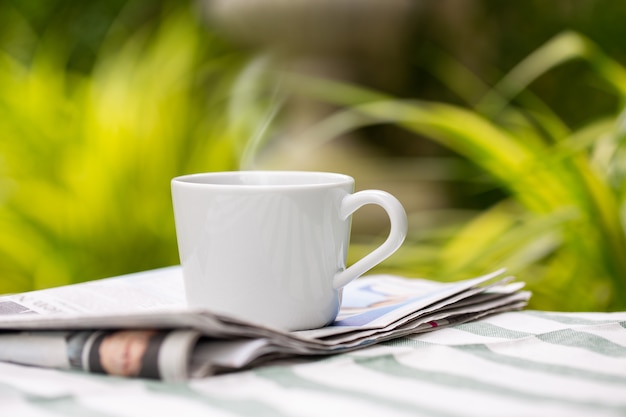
left=0, top=266, right=529, bottom=380
left=0, top=266, right=186, bottom=316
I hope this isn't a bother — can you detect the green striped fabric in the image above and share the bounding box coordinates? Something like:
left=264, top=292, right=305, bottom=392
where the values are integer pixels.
left=1, top=311, right=625, bottom=417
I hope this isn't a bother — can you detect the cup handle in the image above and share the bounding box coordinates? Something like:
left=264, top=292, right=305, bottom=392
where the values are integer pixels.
left=333, top=190, right=408, bottom=289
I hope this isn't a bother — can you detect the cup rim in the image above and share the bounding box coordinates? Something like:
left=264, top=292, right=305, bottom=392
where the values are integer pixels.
left=172, top=170, right=355, bottom=189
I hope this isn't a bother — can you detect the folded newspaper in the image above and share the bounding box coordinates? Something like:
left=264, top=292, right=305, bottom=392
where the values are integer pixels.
left=0, top=266, right=530, bottom=381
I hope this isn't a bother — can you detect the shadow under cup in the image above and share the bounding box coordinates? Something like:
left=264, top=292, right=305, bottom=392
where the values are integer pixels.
left=171, top=171, right=406, bottom=331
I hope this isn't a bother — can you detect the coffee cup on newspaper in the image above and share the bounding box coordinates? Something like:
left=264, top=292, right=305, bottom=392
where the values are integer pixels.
left=171, top=171, right=407, bottom=331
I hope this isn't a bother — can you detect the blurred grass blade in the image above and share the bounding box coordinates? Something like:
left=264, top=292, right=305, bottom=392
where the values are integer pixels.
left=479, top=31, right=626, bottom=114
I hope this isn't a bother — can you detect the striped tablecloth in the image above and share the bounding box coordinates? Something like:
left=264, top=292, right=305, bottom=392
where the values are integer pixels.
left=2, top=310, right=625, bottom=417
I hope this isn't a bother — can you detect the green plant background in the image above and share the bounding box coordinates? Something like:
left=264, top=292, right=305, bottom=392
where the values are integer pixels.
left=1, top=0, right=626, bottom=311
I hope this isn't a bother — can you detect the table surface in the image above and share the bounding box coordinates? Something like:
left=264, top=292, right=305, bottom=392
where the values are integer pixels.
left=2, top=308, right=626, bottom=416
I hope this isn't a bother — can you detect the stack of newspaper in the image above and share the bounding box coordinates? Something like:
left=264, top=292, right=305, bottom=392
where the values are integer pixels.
left=0, top=267, right=530, bottom=381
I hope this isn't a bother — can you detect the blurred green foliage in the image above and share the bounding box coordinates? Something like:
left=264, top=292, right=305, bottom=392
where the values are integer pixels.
left=305, top=31, right=626, bottom=311
left=1, top=0, right=626, bottom=313
left=0, top=1, right=255, bottom=292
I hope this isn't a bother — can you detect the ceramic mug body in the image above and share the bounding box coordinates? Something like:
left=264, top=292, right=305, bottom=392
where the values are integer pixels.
left=171, top=171, right=407, bottom=331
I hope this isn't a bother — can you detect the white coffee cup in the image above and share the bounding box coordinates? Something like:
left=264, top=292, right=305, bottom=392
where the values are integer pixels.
left=171, top=171, right=407, bottom=331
